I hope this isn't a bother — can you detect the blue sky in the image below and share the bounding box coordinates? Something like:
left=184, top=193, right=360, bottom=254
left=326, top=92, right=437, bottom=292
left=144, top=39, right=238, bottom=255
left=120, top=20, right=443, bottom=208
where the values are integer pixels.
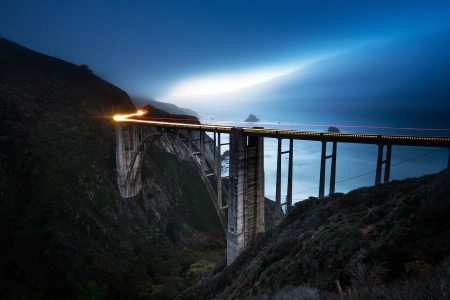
left=1, top=0, right=450, bottom=127
left=2, top=0, right=450, bottom=199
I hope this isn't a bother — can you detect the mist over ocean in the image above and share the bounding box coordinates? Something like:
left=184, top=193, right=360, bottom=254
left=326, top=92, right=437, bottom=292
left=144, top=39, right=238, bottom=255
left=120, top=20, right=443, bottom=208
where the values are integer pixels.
left=204, top=106, right=449, bottom=204
left=182, top=29, right=450, bottom=204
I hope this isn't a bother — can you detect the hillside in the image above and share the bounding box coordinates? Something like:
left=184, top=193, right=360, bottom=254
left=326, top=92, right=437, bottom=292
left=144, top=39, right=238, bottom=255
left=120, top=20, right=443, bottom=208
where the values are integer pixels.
left=131, top=104, right=200, bottom=124
left=131, top=97, right=199, bottom=117
left=0, top=38, right=225, bottom=299
left=179, top=169, right=450, bottom=299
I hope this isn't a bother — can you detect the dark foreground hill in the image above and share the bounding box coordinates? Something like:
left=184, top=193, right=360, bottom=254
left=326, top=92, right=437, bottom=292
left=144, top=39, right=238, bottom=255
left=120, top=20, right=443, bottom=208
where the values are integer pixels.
left=0, top=38, right=226, bottom=299
left=179, top=169, right=450, bottom=299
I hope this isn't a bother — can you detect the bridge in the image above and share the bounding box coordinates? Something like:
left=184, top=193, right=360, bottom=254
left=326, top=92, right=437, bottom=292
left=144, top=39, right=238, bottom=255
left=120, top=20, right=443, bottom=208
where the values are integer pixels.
left=114, top=115, right=450, bottom=265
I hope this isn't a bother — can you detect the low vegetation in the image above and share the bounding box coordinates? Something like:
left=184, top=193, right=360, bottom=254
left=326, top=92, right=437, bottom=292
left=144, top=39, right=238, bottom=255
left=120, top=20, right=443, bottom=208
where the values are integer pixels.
left=179, top=169, right=450, bottom=299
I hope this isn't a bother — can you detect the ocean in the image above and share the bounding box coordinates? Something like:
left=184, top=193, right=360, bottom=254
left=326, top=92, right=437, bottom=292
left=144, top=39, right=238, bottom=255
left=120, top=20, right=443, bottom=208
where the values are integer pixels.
left=203, top=109, right=449, bottom=204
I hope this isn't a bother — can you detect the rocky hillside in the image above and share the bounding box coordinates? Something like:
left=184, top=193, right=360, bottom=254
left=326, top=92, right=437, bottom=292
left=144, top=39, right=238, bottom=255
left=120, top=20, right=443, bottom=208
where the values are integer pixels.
left=179, top=169, right=450, bottom=299
left=0, top=38, right=225, bottom=299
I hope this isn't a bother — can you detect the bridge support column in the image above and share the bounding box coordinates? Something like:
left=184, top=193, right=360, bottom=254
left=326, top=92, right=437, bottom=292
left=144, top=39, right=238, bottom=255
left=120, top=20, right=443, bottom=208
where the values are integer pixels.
left=447, top=148, right=450, bottom=170
left=375, top=144, right=383, bottom=185
left=216, top=133, right=222, bottom=208
left=246, top=135, right=265, bottom=244
left=319, top=141, right=327, bottom=199
left=275, top=139, right=294, bottom=215
left=275, top=138, right=282, bottom=225
left=286, top=139, right=293, bottom=213
left=116, top=123, right=145, bottom=197
left=200, top=131, right=205, bottom=175
left=384, top=145, right=392, bottom=183
left=213, top=132, right=217, bottom=174
left=375, top=144, right=392, bottom=185
left=116, top=124, right=128, bottom=197
left=329, top=142, right=337, bottom=195
left=227, top=128, right=264, bottom=265
left=319, top=141, right=337, bottom=199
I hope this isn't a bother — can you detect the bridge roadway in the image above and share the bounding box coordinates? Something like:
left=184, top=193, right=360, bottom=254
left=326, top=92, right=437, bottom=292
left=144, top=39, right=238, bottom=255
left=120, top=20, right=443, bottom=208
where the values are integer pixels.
left=117, top=118, right=450, bottom=147
left=115, top=118, right=450, bottom=265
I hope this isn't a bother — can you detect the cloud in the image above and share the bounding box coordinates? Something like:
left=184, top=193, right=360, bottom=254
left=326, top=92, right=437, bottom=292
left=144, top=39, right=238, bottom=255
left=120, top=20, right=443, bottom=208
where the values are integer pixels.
left=169, top=65, right=302, bottom=97
left=167, top=54, right=339, bottom=98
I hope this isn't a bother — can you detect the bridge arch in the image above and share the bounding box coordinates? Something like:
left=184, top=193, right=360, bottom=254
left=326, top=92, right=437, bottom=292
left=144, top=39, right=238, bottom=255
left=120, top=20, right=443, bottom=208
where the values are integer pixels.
left=125, top=132, right=163, bottom=196
left=116, top=124, right=228, bottom=231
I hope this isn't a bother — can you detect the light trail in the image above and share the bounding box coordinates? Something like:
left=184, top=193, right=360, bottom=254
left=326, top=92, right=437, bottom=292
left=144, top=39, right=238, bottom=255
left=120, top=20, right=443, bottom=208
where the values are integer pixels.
left=113, top=111, right=450, bottom=133
left=112, top=111, right=450, bottom=139
left=113, top=109, right=146, bottom=121
left=199, top=119, right=450, bottom=133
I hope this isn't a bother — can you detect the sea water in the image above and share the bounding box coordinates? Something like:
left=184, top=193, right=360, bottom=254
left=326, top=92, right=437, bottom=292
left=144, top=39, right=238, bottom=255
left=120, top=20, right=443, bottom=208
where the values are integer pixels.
left=203, top=111, right=449, bottom=204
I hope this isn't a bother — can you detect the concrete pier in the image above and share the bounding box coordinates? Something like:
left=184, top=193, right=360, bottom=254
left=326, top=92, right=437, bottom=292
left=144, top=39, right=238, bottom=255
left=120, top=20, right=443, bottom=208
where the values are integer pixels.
left=116, top=124, right=161, bottom=197
left=319, top=141, right=327, bottom=199
left=384, top=145, right=392, bottom=183
left=319, top=141, right=337, bottom=199
left=375, top=144, right=384, bottom=185
left=216, top=133, right=222, bottom=208
left=375, top=144, right=392, bottom=185
left=116, top=124, right=129, bottom=197
left=448, top=148, right=450, bottom=169
left=275, top=138, right=282, bottom=225
left=227, top=128, right=264, bottom=265
left=274, top=139, right=294, bottom=214
left=245, top=135, right=265, bottom=243
left=329, top=142, right=337, bottom=195
left=286, top=139, right=293, bottom=213
left=116, top=123, right=142, bottom=198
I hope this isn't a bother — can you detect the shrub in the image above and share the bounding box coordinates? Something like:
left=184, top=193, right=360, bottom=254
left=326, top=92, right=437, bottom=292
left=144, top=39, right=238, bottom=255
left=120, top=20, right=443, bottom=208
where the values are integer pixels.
left=346, top=261, right=389, bottom=291
left=78, top=64, right=93, bottom=74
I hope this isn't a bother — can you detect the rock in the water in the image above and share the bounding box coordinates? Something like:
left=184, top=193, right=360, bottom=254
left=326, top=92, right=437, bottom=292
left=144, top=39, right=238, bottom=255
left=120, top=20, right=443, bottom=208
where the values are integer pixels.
left=245, top=114, right=260, bottom=122
left=328, top=126, right=340, bottom=133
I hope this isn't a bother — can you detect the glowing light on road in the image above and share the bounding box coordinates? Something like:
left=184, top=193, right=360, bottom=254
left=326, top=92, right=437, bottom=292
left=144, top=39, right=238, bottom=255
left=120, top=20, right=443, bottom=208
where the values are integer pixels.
left=198, top=119, right=450, bottom=132
left=112, top=113, right=450, bottom=136
left=113, top=109, right=146, bottom=121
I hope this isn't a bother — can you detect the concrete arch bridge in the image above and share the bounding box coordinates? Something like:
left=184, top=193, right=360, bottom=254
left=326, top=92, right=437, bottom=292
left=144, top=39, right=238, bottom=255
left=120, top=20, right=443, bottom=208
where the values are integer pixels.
left=115, top=119, right=450, bottom=265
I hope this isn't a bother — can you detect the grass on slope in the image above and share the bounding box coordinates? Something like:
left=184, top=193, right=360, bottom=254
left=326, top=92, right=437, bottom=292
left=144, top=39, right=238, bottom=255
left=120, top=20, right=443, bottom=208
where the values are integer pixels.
left=178, top=170, right=450, bottom=299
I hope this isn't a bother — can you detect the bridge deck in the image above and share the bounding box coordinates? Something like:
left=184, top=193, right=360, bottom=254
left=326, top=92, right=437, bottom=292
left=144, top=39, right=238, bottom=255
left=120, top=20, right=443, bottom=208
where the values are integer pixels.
left=115, top=119, right=450, bottom=148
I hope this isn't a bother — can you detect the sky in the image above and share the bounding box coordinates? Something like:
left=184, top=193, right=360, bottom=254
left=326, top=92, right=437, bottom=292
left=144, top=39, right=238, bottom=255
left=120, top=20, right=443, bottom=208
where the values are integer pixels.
left=2, top=0, right=450, bottom=199
left=2, top=0, right=450, bottom=125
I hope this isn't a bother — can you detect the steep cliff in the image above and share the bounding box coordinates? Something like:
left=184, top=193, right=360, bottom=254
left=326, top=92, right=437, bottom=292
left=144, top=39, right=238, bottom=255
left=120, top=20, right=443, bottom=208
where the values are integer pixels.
left=179, top=170, right=450, bottom=299
left=0, top=38, right=225, bottom=299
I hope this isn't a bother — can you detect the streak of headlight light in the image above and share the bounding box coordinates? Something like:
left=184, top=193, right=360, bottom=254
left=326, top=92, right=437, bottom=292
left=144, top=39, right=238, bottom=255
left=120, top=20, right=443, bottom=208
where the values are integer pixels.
left=170, top=65, right=302, bottom=97
left=199, top=119, right=450, bottom=132
left=113, top=110, right=146, bottom=121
